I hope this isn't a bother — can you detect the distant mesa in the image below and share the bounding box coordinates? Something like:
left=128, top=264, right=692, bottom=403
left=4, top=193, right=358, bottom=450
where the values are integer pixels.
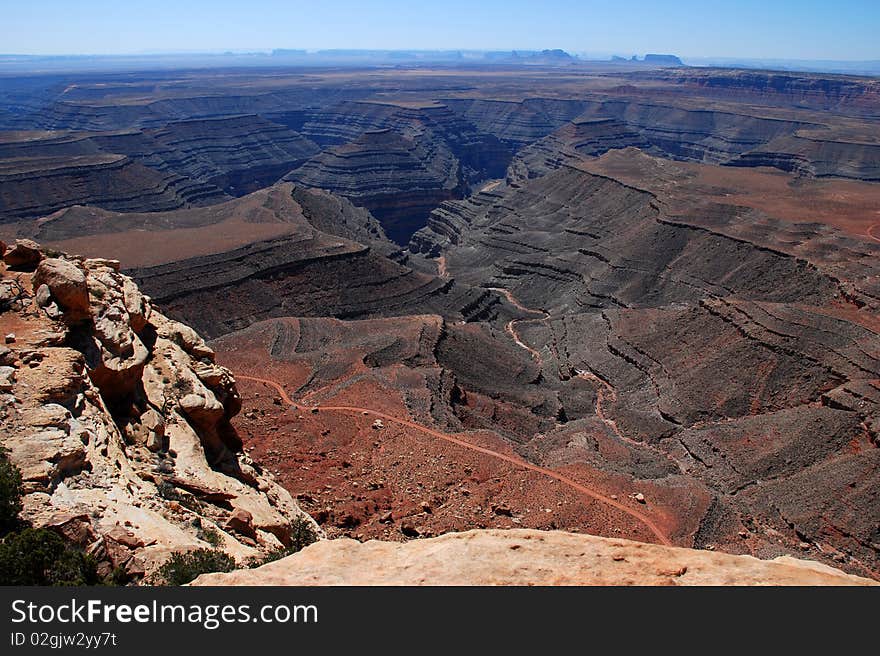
left=644, top=53, right=684, bottom=66
left=270, top=49, right=307, bottom=57
left=610, top=53, right=684, bottom=66
left=520, top=49, right=574, bottom=61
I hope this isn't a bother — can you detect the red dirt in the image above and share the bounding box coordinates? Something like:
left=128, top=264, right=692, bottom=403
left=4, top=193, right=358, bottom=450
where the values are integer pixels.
left=209, top=311, right=705, bottom=547
left=582, top=149, right=880, bottom=241
left=238, top=373, right=672, bottom=546
left=43, top=216, right=295, bottom=268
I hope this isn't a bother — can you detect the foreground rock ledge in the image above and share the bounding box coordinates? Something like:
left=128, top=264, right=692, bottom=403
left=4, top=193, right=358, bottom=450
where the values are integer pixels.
left=193, top=529, right=876, bottom=586
left=1, top=241, right=314, bottom=581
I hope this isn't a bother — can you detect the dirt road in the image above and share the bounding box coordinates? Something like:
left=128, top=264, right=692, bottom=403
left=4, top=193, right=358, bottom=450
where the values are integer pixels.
left=238, top=373, right=672, bottom=546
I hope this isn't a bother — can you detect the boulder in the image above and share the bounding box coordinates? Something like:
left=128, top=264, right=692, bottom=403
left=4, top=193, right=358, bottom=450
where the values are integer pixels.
left=122, top=278, right=149, bottom=333
left=45, top=512, right=96, bottom=546
left=0, top=280, right=22, bottom=308
left=34, top=284, right=51, bottom=308
left=106, top=525, right=146, bottom=549
left=179, top=393, right=225, bottom=426
left=142, top=408, right=165, bottom=452
left=0, top=366, right=15, bottom=392
left=87, top=300, right=150, bottom=402
left=3, top=239, right=43, bottom=271
left=33, top=258, right=90, bottom=320
left=225, top=508, right=257, bottom=539
left=162, top=321, right=215, bottom=360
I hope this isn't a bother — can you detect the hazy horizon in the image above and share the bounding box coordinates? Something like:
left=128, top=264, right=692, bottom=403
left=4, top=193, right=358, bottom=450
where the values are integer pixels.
left=3, top=0, right=878, bottom=61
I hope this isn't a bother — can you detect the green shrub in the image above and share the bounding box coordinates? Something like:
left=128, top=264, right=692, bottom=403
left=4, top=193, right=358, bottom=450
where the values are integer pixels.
left=156, top=480, right=200, bottom=510
left=0, top=528, right=100, bottom=586
left=289, top=515, right=318, bottom=553
left=0, top=453, right=115, bottom=586
left=172, top=378, right=194, bottom=396
left=198, top=526, right=223, bottom=547
left=0, top=447, right=23, bottom=535
left=248, top=516, right=317, bottom=568
left=155, top=549, right=236, bottom=586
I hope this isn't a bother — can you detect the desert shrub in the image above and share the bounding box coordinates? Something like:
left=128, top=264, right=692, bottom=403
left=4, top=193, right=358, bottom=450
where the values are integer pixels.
left=172, top=378, right=194, bottom=396
left=156, top=480, right=182, bottom=500
left=157, top=481, right=201, bottom=511
left=155, top=549, right=236, bottom=586
left=198, top=525, right=223, bottom=547
left=0, top=447, right=23, bottom=534
left=0, top=528, right=100, bottom=586
left=289, top=515, right=318, bottom=553
left=248, top=516, right=317, bottom=568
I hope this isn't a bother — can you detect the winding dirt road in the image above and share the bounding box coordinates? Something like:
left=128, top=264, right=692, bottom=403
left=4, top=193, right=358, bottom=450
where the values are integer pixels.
left=488, top=286, right=682, bottom=480
left=486, top=287, right=550, bottom=366
left=238, top=373, right=672, bottom=546
left=575, top=370, right=629, bottom=442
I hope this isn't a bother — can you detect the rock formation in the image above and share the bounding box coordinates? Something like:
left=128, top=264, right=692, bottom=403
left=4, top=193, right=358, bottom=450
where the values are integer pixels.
left=141, top=115, right=320, bottom=194
left=507, top=117, right=648, bottom=181
left=3, top=183, right=500, bottom=340
left=288, top=128, right=465, bottom=243
left=2, top=63, right=880, bottom=585
left=193, top=529, right=876, bottom=586
left=626, top=68, right=880, bottom=114
left=0, top=153, right=219, bottom=223
left=407, top=162, right=880, bottom=576
left=0, top=115, right=321, bottom=223
left=0, top=241, right=313, bottom=580
left=287, top=100, right=511, bottom=243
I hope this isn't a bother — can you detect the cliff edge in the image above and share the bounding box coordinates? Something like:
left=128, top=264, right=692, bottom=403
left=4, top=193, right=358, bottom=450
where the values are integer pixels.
left=194, top=528, right=876, bottom=586
left=0, top=239, right=315, bottom=581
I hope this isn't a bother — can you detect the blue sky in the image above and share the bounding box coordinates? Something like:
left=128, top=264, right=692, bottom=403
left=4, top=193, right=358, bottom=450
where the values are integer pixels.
left=3, top=0, right=878, bottom=60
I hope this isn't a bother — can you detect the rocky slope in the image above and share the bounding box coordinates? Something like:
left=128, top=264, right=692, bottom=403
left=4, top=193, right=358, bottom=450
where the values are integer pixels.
left=0, top=240, right=313, bottom=580
left=287, top=129, right=466, bottom=243
left=1, top=183, right=497, bottom=340
left=2, top=64, right=879, bottom=584
left=286, top=100, right=511, bottom=243
left=624, top=68, right=880, bottom=114
left=140, top=115, right=320, bottom=194
left=443, top=98, right=589, bottom=147
left=446, top=95, right=880, bottom=181
left=727, top=132, right=880, bottom=181
left=508, top=117, right=648, bottom=181
left=112, top=184, right=494, bottom=339
left=0, top=153, right=221, bottom=223
left=193, top=528, right=876, bottom=585
left=292, top=100, right=511, bottom=182
left=408, top=164, right=880, bottom=576
left=0, top=115, right=319, bottom=221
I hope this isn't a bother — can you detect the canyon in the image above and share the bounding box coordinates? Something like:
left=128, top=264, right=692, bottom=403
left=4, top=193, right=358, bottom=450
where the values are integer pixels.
left=1, top=61, right=878, bottom=584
